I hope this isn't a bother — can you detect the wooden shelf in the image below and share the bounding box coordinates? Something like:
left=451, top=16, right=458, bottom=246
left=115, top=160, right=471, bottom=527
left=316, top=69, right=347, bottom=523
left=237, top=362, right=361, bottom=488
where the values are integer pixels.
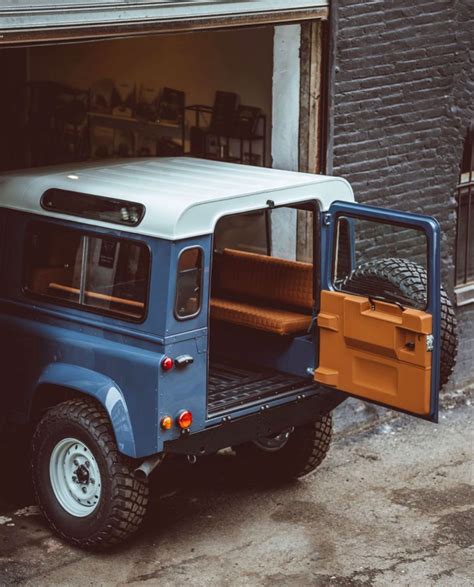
left=184, top=104, right=267, bottom=167
left=87, top=110, right=185, bottom=157
left=88, top=112, right=182, bottom=137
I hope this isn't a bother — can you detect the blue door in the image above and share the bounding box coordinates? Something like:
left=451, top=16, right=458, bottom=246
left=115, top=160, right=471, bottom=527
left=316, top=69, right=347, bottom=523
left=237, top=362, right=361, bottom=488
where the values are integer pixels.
left=315, top=201, right=441, bottom=422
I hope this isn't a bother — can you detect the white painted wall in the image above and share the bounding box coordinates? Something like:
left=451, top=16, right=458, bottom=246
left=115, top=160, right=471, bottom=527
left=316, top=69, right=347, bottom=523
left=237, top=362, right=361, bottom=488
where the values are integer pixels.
left=271, top=24, right=301, bottom=259
left=271, top=24, right=301, bottom=172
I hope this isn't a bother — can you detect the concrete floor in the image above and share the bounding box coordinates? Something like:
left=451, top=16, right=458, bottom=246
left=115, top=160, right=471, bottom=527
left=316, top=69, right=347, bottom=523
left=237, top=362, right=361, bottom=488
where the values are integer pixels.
left=0, top=403, right=472, bottom=586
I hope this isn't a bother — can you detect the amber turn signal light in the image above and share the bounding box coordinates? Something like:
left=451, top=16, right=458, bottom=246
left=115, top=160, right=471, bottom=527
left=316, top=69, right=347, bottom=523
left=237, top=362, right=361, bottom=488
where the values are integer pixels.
left=160, top=415, right=173, bottom=430
left=176, top=410, right=193, bottom=430
left=161, top=356, right=174, bottom=371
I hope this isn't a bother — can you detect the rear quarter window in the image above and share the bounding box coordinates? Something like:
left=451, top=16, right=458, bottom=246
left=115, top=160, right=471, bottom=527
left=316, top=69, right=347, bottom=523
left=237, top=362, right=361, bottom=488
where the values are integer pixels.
left=175, top=247, right=203, bottom=319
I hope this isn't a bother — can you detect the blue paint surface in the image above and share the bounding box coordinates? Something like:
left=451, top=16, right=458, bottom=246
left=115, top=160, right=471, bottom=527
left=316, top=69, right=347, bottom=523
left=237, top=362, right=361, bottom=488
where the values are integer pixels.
left=0, top=200, right=443, bottom=461
left=0, top=210, right=211, bottom=457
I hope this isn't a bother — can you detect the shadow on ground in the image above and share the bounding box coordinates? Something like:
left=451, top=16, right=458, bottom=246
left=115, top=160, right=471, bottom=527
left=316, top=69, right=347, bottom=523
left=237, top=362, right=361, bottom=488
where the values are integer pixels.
left=0, top=437, right=294, bottom=538
left=0, top=432, right=35, bottom=508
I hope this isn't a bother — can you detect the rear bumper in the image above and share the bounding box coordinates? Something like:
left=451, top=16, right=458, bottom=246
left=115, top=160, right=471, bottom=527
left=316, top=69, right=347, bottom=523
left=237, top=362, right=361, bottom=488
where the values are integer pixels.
left=163, top=388, right=346, bottom=455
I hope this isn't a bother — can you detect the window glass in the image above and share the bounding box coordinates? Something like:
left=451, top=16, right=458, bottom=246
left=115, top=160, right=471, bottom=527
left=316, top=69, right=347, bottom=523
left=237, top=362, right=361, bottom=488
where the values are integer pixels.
left=41, top=189, right=144, bottom=227
left=25, top=224, right=149, bottom=321
left=175, top=248, right=203, bottom=319
left=455, top=123, right=474, bottom=285
left=333, top=216, right=428, bottom=309
left=455, top=187, right=474, bottom=284
left=25, top=227, right=83, bottom=304
left=84, top=237, right=148, bottom=319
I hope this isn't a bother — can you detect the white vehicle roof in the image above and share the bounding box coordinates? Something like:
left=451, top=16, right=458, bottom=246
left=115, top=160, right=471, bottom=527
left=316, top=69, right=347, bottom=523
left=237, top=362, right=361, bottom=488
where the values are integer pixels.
left=0, top=158, right=354, bottom=240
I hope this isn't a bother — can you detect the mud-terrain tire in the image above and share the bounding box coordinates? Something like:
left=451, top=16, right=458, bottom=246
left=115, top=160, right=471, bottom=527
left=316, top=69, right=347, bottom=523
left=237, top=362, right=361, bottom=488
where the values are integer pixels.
left=342, top=258, right=457, bottom=388
left=234, top=414, right=332, bottom=480
left=32, top=398, right=148, bottom=549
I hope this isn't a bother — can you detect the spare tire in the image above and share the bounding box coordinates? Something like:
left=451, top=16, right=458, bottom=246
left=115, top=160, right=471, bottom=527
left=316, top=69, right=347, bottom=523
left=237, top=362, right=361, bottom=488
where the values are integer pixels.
left=342, top=258, right=457, bottom=389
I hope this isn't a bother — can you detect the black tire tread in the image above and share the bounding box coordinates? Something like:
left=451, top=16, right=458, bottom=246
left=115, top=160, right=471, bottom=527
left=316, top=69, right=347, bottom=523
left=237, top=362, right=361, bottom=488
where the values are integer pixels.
left=342, top=257, right=457, bottom=388
left=235, top=414, right=333, bottom=480
left=289, top=414, right=333, bottom=478
left=32, top=397, right=148, bottom=549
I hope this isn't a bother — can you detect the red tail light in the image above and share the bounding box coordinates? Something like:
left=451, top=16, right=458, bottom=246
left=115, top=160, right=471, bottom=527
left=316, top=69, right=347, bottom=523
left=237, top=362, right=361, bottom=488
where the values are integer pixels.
left=161, top=356, right=174, bottom=371
left=177, top=410, right=193, bottom=429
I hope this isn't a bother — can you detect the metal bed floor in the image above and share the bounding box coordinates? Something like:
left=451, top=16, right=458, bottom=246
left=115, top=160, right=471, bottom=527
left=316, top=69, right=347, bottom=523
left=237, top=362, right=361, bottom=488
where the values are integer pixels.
left=207, top=358, right=319, bottom=417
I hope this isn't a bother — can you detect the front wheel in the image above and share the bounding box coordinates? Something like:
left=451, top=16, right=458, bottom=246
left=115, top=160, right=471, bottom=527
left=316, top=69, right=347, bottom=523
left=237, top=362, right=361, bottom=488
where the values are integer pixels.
left=32, top=398, right=148, bottom=549
left=234, top=414, right=333, bottom=480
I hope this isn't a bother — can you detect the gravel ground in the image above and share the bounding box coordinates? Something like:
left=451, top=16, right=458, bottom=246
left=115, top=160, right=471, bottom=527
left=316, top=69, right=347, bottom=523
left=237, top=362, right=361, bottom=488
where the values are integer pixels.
left=0, top=401, right=472, bottom=586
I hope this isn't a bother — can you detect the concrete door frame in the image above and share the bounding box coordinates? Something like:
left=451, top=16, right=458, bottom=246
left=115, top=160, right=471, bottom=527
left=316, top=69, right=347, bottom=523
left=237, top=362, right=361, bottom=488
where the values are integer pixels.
left=271, top=21, right=326, bottom=260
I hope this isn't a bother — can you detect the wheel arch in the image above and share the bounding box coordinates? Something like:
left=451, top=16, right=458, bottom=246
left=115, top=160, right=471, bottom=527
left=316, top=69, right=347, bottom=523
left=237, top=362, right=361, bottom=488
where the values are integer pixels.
left=30, top=363, right=137, bottom=457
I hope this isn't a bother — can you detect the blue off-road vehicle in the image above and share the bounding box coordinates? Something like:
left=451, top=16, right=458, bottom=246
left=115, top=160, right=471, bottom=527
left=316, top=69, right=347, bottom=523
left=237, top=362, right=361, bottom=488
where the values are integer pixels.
left=0, top=158, right=456, bottom=548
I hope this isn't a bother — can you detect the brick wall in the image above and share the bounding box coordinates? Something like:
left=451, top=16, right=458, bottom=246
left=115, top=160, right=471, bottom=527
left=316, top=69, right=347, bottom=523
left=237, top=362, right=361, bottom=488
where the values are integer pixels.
left=332, top=0, right=474, bottom=391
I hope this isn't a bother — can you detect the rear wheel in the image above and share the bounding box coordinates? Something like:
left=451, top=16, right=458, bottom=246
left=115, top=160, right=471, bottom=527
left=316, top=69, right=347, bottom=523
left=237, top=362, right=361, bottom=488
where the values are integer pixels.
left=234, top=415, right=332, bottom=480
left=342, top=258, right=457, bottom=388
left=32, top=398, right=148, bottom=549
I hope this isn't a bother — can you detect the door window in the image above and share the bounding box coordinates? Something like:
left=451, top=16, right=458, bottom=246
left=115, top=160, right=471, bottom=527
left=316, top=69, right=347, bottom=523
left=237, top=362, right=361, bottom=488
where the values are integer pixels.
left=333, top=216, right=428, bottom=309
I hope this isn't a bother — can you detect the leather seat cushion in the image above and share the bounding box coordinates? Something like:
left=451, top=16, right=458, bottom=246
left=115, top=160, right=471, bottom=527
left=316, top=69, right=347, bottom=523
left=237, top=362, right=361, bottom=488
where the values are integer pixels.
left=211, top=297, right=312, bottom=336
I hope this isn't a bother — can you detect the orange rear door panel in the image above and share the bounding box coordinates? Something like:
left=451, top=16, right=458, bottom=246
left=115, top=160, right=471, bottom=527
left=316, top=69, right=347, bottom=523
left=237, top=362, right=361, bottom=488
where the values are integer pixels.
left=314, top=291, right=432, bottom=415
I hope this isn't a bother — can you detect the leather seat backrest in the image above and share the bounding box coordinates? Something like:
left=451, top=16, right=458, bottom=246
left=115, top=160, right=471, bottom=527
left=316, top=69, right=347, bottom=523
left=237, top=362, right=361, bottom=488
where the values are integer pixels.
left=218, top=248, right=313, bottom=311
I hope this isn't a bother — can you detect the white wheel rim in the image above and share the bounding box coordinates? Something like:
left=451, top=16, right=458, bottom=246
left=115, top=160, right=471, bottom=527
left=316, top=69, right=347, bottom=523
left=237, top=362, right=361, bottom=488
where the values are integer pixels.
left=49, top=437, right=102, bottom=518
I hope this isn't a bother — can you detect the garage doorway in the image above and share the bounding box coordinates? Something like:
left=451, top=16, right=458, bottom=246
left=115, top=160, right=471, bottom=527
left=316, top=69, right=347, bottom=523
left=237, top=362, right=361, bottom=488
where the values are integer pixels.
left=0, top=5, right=328, bottom=261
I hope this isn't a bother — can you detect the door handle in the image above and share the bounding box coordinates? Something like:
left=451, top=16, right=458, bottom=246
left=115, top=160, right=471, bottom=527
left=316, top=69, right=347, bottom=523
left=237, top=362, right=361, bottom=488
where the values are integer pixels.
left=368, top=295, right=406, bottom=312
left=175, top=355, right=194, bottom=368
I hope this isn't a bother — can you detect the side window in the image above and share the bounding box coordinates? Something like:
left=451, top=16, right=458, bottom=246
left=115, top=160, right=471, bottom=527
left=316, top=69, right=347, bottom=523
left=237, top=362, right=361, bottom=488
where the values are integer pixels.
left=175, top=248, right=203, bottom=319
left=84, top=237, right=148, bottom=318
left=25, top=224, right=149, bottom=321
left=455, top=122, right=473, bottom=288
left=25, top=227, right=83, bottom=303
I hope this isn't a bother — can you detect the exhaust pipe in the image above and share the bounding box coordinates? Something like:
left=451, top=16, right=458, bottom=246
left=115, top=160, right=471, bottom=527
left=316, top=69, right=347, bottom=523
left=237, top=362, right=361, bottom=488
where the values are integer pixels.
left=134, top=453, right=164, bottom=480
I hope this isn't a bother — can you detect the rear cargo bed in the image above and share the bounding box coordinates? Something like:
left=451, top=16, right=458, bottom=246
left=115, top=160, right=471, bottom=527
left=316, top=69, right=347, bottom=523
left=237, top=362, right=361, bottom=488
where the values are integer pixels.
left=208, top=359, right=320, bottom=417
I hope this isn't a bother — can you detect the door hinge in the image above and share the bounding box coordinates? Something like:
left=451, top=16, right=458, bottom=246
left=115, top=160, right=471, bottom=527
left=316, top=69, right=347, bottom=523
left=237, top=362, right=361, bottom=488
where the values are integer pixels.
left=323, top=213, right=331, bottom=226
left=307, top=314, right=318, bottom=335
left=426, top=334, right=434, bottom=352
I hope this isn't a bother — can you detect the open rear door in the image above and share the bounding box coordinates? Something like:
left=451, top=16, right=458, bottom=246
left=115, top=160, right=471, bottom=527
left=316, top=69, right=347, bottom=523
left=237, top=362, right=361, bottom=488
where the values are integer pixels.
left=315, top=201, right=441, bottom=422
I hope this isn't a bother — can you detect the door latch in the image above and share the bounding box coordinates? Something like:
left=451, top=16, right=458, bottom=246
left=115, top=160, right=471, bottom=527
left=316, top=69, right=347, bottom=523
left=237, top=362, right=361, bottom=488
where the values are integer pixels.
left=426, top=335, right=434, bottom=352
left=175, top=354, right=194, bottom=368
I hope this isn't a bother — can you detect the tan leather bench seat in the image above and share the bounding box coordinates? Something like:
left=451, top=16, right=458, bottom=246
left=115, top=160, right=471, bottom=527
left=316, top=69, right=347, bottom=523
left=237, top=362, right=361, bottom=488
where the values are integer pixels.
left=211, top=298, right=312, bottom=336
left=211, top=248, right=313, bottom=335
